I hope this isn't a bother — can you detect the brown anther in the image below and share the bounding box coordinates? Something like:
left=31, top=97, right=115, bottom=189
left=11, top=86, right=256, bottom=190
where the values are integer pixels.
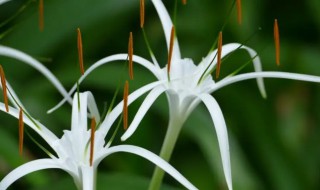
left=128, top=32, right=134, bottom=80
left=0, top=65, right=9, bottom=112
left=19, top=108, right=24, bottom=156
left=89, top=118, right=96, bottom=166
left=77, top=28, right=85, bottom=75
left=216, top=32, right=223, bottom=79
left=123, top=81, right=129, bottom=130
left=39, top=0, right=44, bottom=31
left=274, top=19, right=280, bottom=66
left=140, top=0, right=145, bottom=28
left=236, top=0, right=242, bottom=25
left=167, top=26, right=175, bottom=75
left=182, top=0, right=187, bottom=5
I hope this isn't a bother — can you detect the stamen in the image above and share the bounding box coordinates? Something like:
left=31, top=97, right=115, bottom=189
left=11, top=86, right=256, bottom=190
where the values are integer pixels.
left=19, top=108, right=24, bottom=156
left=274, top=19, right=280, bottom=66
left=123, top=81, right=129, bottom=130
left=0, top=65, right=9, bottom=112
left=77, top=28, right=85, bottom=75
left=140, top=0, right=145, bottom=28
left=236, top=0, right=242, bottom=25
left=216, top=32, right=223, bottom=79
left=128, top=32, right=134, bottom=80
left=90, top=118, right=96, bottom=166
left=39, top=0, right=44, bottom=31
left=167, top=26, right=175, bottom=77
left=182, top=0, right=187, bottom=5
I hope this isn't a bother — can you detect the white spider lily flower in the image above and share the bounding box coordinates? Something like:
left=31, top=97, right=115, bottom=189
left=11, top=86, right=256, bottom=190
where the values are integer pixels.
left=47, top=0, right=320, bottom=189
left=0, top=92, right=197, bottom=190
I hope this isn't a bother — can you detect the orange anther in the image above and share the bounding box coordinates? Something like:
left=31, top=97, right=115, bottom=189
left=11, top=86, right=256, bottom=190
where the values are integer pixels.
left=77, top=28, right=85, bottom=75
left=39, top=0, right=44, bottom=31
left=236, top=0, right=242, bottom=25
left=167, top=26, right=175, bottom=76
left=89, top=118, right=96, bottom=166
left=19, top=108, right=24, bottom=156
left=140, top=0, right=145, bottom=28
left=274, top=19, right=280, bottom=66
left=123, top=81, right=129, bottom=130
left=0, top=65, right=8, bottom=112
left=128, top=32, right=134, bottom=80
left=182, top=0, right=187, bottom=5
left=216, top=32, right=223, bottom=79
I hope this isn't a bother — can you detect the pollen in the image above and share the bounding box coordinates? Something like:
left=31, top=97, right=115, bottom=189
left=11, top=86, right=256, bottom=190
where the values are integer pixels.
left=182, top=0, right=187, bottom=5
left=39, top=0, right=44, bottom=31
left=140, top=0, right=145, bottom=28
left=19, top=108, right=24, bottom=156
left=167, top=26, right=175, bottom=76
left=90, top=117, right=96, bottom=166
left=216, top=31, right=223, bottom=79
left=0, top=65, right=9, bottom=112
left=128, top=32, right=134, bottom=80
left=274, top=19, right=280, bottom=66
left=77, top=28, right=85, bottom=75
left=236, top=0, right=242, bottom=25
left=123, top=81, right=129, bottom=130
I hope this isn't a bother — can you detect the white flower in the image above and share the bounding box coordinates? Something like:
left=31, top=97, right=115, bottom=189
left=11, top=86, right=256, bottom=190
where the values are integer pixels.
left=48, top=0, right=320, bottom=189
left=0, top=91, right=197, bottom=190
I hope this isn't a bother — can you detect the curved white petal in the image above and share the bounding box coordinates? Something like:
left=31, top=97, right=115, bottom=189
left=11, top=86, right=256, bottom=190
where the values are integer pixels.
left=151, top=0, right=181, bottom=60
left=0, top=0, right=10, bottom=5
left=47, top=54, right=160, bottom=114
left=0, top=159, right=66, bottom=190
left=98, top=80, right=164, bottom=138
left=212, top=71, right=320, bottom=93
left=121, top=86, right=166, bottom=141
left=0, top=79, right=25, bottom=110
left=95, top=145, right=198, bottom=190
left=0, top=103, right=58, bottom=145
left=198, top=94, right=232, bottom=190
left=0, top=45, right=72, bottom=104
left=201, top=43, right=266, bottom=98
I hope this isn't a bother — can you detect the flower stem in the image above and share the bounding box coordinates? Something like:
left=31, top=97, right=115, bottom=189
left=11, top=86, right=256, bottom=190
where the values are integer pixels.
left=148, top=114, right=184, bottom=190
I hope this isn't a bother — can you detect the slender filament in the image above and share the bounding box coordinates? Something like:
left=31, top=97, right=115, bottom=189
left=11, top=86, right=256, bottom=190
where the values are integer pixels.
left=216, top=32, right=223, bottom=79
left=140, top=0, right=145, bottom=28
left=236, top=0, right=242, bottom=25
left=77, top=28, right=85, bottom=75
left=128, top=32, right=134, bottom=80
left=90, top=118, right=96, bottom=166
left=39, top=0, right=44, bottom=31
left=19, top=108, right=24, bottom=156
left=167, top=26, right=175, bottom=77
left=0, top=65, right=8, bottom=112
left=274, top=19, right=280, bottom=66
left=123, top=81, right=129, bottom=130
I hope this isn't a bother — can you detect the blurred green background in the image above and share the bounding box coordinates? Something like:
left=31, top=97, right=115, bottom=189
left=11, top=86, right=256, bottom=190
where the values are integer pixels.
left=0, top=0, right=320, bottom=189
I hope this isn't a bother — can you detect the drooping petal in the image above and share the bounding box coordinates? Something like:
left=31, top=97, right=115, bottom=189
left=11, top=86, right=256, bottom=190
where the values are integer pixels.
left=201, top=43, right=266, bottom=98
left=151, top=0, right=181, bottom=60
left=0, top=159, right=67, bottom=190
left=95, top=145, right=198, bottom=190
left=121, top=86, right=166, bottom=141
left=98, top=80, right=164, bottom=138
left=0, top=45, right=72, bottom=104
left=212, top=71, right=320, bottom=93
left=0, top=103, right=58, bottom=145
left=198, top=94, right=232, bottom=190
left=47, top=54, right=160, bottom=114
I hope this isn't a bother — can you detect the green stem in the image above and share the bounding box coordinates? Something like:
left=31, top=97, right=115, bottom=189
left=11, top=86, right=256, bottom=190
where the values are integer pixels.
left=148, top=114, right=184, bottom=190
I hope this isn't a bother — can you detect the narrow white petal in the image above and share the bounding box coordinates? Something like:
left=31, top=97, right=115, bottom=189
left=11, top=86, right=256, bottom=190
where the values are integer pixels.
left=47, top=54, right=160, bottom=114
left=0, top=103, right=58, bottom=145
left=151, top=0, right=181, bottom=60
left=121, top=86, right=166, bottom=141
left=0, top=79, right=25, bottom=110
left=0, top=159, right=64, bottom=190
left=95, top=145, right=198, bottom=190
left=213, top=71, right=320, bottom=93
left=98, top=80, right=164, bottom=137
left=198, top=94, right=232, bottom=190
left=0, top=45, right=72, bottom=104
left=0, top=0, right=10, bottom=5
